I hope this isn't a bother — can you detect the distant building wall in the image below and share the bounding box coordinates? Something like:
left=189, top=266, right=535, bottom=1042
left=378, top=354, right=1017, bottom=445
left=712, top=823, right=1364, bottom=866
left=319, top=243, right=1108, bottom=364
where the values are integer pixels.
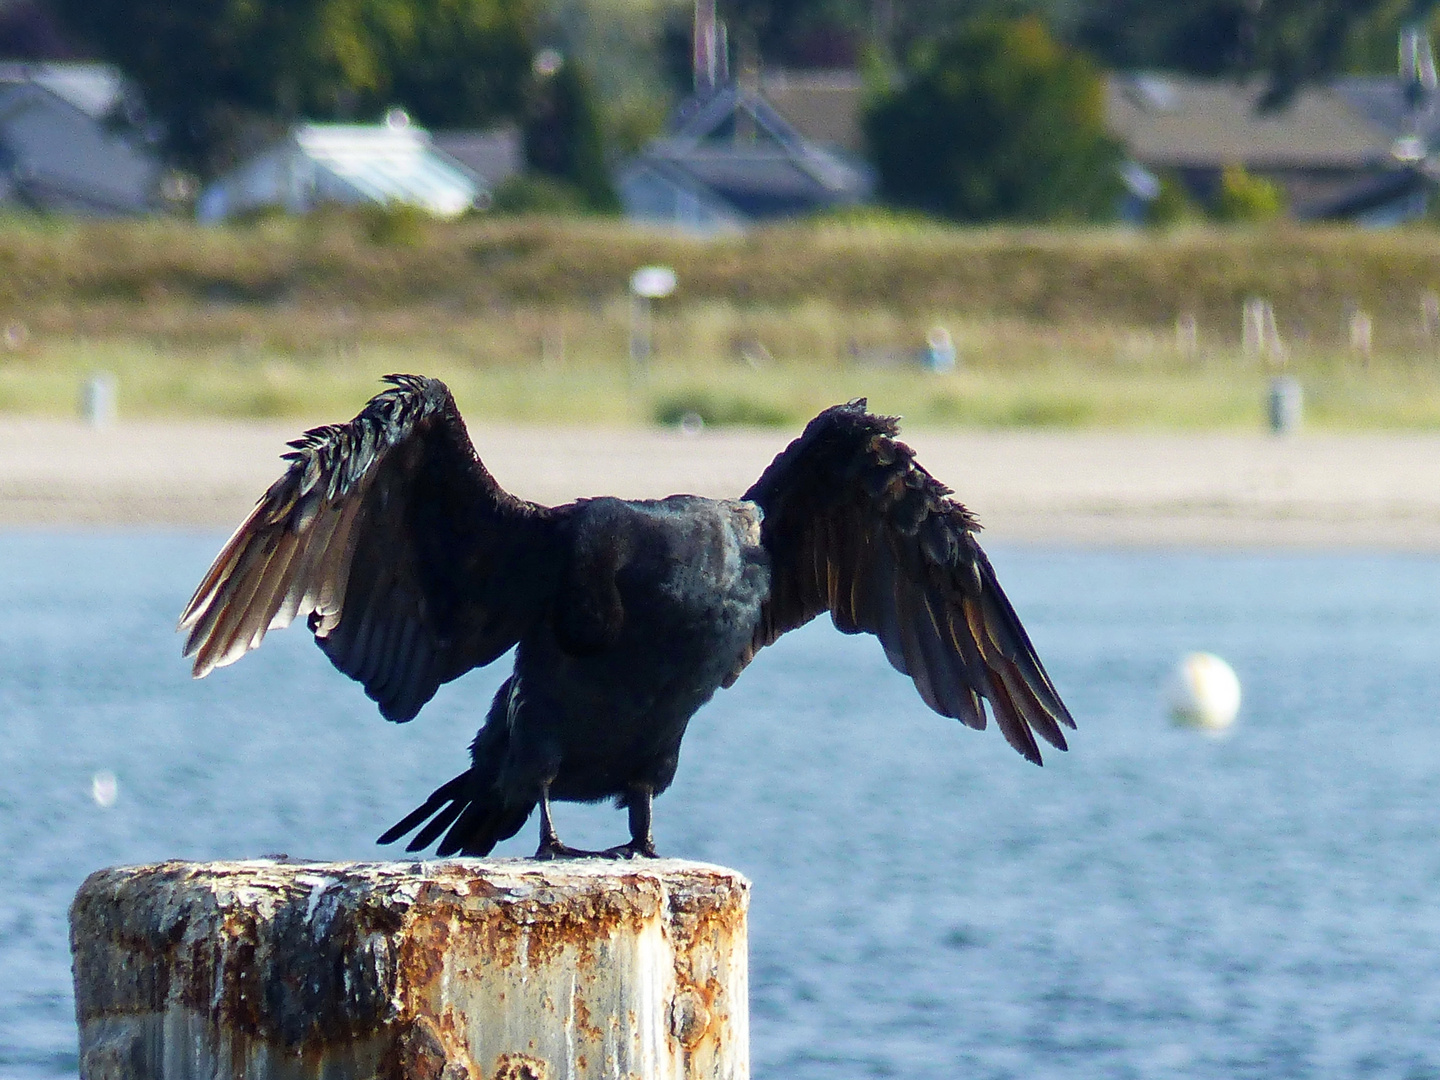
left=614, top=161, right=746, bottom=233
left=0, top=67, right=161, bottom=216
left=1106, top=72, right=1438, bottom=223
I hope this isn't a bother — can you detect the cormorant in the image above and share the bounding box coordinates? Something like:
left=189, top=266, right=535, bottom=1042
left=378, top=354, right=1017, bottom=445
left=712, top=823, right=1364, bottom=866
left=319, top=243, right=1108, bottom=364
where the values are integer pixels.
left=181, top=375, right=1073, bottom=858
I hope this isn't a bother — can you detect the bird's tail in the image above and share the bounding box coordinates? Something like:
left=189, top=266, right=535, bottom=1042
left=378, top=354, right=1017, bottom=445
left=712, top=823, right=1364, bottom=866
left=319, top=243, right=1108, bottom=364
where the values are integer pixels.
left=378, top=686, right=533, bottom=857
left=376, top=772, right=531, bottom=857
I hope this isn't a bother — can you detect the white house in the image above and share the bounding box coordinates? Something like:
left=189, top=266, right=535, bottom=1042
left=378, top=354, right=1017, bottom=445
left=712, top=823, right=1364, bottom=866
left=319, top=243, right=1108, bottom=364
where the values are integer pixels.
left=197, top=111, right=484, bottom=223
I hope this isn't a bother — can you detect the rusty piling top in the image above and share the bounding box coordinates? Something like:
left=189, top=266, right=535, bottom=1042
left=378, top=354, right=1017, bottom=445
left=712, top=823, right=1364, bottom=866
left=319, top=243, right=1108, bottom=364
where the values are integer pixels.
left=71, top=858, right=750, bottom=1080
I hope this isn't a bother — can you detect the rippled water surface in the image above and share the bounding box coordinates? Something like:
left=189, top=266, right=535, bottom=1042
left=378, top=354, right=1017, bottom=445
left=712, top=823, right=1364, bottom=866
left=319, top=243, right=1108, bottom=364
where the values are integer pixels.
left=3, top=533, right=1440, bottom=1078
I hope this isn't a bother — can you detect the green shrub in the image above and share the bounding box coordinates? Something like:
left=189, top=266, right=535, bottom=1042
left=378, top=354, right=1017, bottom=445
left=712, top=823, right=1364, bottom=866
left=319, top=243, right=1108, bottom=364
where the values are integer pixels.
left=1145, top=174, right=1201, bottom=228
left=358, top=202, right=431, bottom=247
left=489, top=174, right=591, bottom=215
left=1212, top=165, right=1286, bottom=223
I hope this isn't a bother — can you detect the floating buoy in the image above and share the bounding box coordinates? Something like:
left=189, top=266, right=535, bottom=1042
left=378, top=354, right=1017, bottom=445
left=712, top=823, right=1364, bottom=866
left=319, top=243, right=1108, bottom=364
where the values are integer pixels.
left=91, top=770, right=119, bottom=808
left=1167, top=652, right=1241, bottom=732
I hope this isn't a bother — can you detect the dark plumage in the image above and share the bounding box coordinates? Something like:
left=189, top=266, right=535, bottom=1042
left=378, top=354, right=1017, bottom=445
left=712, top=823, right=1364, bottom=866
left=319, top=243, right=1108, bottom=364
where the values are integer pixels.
left=181, top=375, right=1074, bottom=858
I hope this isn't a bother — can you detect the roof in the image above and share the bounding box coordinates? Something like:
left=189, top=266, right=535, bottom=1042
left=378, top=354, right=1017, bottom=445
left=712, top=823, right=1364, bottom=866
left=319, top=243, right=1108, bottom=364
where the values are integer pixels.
left=620, top=82, right=873, bottom=225
left=639, top=142, right=865, bottom=217
left=1107, top=74, right=1395, bottom=169
left=0, top=70, right=160, bottom=215
left=756, top=69, right=865, bottom=152
left=430, top=124, right=523, bottom=188
left=1332, top=75, right=1440, bottom=146
left=198, top=114, right=484, bottom=221
left=0, top=61, right=130, bottom=119
left=291, top=120, right=480, bottom=216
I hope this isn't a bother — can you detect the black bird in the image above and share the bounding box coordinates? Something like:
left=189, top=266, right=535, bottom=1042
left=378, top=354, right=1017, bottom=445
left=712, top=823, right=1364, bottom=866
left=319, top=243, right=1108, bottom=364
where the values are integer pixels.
left=181, top=375, right=1073, bottom=859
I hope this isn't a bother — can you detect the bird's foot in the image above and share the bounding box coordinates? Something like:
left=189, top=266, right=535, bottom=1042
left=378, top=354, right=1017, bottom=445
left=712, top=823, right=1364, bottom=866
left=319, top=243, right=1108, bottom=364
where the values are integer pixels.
left=598, top=840, right=659, bottom=859
left=533, top=837, right=659, bottom=860
left=534, top=836, right=600, bottom=860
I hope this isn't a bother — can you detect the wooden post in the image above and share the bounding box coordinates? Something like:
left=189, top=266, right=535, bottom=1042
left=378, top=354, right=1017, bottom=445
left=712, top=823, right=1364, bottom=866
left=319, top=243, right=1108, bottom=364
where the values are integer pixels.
left=1174, top=312, right=1198, bottom=359
left=1349, top=309, right=1373, bottom=366
left=70, top=859, right=749, bottom=1080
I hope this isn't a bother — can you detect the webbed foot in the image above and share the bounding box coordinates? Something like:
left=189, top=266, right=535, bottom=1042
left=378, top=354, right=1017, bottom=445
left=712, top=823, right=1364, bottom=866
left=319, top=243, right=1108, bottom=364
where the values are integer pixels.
left=534, top=835, right=606, bottom=860
left=599, top=840, right=659, bottom=859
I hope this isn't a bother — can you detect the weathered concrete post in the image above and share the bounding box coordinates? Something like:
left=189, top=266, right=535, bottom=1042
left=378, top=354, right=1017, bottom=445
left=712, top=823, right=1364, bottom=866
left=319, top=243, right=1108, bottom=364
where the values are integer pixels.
left=70, top=859, right=749, bottom=1080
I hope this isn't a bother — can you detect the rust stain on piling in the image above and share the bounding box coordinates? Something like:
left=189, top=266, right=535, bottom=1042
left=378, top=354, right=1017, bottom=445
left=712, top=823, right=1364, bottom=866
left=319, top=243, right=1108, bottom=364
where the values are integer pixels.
left=492, top=1052, right=547, bottom=1079
left=71, top=859, right=749, bottom=1080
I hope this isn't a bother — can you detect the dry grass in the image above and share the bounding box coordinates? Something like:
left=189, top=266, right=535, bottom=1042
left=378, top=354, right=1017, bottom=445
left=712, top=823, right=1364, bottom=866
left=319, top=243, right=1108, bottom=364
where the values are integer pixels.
left=4, top=213, right=1440, bottom=427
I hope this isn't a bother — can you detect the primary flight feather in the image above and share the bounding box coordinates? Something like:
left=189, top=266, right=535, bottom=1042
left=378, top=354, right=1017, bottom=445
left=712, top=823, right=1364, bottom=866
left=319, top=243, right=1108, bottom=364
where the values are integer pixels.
left=181, top=375, right=1073, bottom=858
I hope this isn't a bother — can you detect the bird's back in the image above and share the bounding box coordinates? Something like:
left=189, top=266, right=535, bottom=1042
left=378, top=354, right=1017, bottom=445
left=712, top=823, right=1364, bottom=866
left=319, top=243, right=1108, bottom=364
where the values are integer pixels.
left=512, top=495, right=769, bottom=799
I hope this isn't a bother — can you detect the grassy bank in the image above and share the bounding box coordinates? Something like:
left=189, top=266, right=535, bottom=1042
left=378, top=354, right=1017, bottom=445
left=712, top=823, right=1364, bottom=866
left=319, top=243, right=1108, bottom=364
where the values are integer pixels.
left=3, top=214, right=1440, bottom=428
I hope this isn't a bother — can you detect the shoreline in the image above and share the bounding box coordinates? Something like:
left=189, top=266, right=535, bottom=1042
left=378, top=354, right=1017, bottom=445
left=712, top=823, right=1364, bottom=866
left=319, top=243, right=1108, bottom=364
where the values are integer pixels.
left=3, top=418, right=1440, bottom=550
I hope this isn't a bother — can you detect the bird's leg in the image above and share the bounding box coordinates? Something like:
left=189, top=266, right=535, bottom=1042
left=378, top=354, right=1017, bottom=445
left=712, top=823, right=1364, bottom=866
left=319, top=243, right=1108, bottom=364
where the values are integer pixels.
left=601, top=786, right=659, bottom=859
left=534, top=782, right=594, bottom=860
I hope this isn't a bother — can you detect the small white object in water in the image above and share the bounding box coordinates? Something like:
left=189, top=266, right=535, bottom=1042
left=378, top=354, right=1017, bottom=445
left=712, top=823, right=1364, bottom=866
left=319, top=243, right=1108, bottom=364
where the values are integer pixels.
left=1167, top=652, right=1241, bottom=732
left=678, top=411, right=705, bottom=436
left=91, top=770, right=119, bottom=808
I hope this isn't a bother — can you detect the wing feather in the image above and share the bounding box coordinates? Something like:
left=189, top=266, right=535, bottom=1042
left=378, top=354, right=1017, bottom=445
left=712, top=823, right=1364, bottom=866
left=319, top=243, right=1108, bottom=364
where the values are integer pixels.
left=181, top=375, right=564, bottom=722
left=741, top=400, right=1073, bottom=763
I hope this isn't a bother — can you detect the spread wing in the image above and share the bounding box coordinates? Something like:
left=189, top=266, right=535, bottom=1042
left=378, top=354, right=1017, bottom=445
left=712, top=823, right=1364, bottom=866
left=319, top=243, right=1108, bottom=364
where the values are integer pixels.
left=179, top=374, right=562, bottom=722
left=736, top=400, right=1074, bottom=764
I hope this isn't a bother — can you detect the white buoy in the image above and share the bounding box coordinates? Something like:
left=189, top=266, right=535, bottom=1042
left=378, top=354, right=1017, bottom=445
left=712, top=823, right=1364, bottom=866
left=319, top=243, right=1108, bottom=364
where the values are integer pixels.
left=1167, top=652, right=1241, bottom=732
left=91, top=770, right=119, bottom=807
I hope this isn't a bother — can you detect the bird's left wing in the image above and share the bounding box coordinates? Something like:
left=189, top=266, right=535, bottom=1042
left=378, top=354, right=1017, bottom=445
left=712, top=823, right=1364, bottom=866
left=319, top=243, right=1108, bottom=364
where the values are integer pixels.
left=180, top=374, right=562, bottom=722
left=734, top=400, right=1073, bottom=764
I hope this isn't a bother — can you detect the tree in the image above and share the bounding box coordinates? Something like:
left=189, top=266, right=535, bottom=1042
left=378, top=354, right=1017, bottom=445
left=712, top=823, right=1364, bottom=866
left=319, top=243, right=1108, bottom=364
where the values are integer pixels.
left=0, top=1, right=78, bottom=59
left=49, top=0, right=534, bottom=171
left=864, top=17, right=1120, bottom=222
left=1075, top=0, right=1251, bottom=75
left=522, top=53, right=615, bottom=210
left=1076, top=0, right=1440, bottom=89
left=387, top=0, right=532, bottom=126
left=720, top=0, right=867, bottom=68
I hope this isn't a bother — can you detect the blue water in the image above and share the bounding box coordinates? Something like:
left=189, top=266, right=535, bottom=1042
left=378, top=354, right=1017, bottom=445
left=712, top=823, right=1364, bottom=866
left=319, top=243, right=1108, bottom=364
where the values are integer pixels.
left=3, top=533, right=1440, bottom=1079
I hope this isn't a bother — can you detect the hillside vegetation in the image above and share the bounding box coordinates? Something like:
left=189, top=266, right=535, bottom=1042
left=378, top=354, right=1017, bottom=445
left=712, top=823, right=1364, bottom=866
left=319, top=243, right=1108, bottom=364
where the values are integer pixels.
left=3, top=214, right=1440, bottom=429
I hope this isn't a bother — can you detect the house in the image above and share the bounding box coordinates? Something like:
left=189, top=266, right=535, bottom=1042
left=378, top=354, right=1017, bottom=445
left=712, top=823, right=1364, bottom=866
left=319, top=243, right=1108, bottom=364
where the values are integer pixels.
left=196, top=110, right=485, bottom=223
left=755, top=69, right=866, bottom=154
left=616, top=83, right=875, bottom=232
left=615, top=0, right=873, bottom=232
left=665, top=45, right=1440, bottom=226
left=1108, top=66, right=1440, bottom=224
left=430, top=123, right=524, bottom=192
left=0, top=61, right=163, bottom=215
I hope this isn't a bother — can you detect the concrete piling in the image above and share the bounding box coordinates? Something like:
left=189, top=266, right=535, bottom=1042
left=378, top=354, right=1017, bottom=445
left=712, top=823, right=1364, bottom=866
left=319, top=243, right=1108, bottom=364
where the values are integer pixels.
left=70, top=858, right=749, bottom=1080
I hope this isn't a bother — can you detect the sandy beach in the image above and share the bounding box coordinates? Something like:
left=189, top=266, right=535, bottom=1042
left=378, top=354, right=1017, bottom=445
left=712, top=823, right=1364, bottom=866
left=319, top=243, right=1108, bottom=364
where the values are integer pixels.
left=1, top=417, right=1438, bottom=549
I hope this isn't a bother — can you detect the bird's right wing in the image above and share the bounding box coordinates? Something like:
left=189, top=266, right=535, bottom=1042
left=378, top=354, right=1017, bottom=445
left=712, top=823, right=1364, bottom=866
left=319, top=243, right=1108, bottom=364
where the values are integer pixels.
left=735, top=400, right=1073, bottom=764
left=180, top=374, right=562, bottom=722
